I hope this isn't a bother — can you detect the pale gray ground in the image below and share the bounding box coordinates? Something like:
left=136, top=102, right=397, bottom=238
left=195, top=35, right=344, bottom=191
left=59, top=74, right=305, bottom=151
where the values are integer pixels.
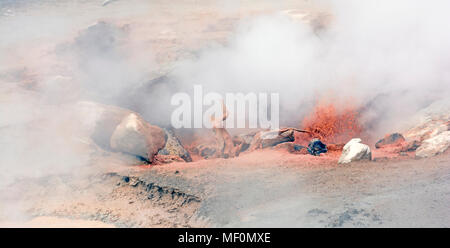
left=128, top=151, right=450, bottom=227
left=2, top=150, right=449, bottom=227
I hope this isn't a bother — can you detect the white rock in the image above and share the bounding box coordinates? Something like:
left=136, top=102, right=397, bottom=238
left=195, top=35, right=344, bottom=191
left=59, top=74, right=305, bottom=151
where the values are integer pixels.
left=338, top=138, right=372, bottom=164
left=415, top=131, right=450, bottom=158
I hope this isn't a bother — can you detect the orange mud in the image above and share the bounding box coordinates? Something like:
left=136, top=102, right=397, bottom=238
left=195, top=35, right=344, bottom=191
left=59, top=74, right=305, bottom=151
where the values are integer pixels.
left=297, top=102, right=363, bottom=145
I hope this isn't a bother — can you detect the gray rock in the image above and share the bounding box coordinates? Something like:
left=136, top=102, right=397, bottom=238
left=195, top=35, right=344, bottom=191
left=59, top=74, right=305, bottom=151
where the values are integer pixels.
left=375, top=133, right=405, bottom=149
left=307, top=138, right=327, bottom=156
left=248, top=129, right=295, bottom=151
left=158, top=129, right=192, bottom=162
left=192, top=145, right=217, bottom=159
left=232, top=132, right=258, bottom=153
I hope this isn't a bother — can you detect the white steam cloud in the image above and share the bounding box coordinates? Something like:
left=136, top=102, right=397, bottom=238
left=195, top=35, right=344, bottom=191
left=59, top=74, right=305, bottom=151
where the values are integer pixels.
left=0, top=1, right=156, bottom=189
left=167, top=0, right=450, bottom=137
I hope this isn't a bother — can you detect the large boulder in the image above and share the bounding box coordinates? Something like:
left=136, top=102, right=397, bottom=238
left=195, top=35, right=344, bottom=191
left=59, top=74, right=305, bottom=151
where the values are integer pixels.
left=158, top=129, right=192, bottom=162
left=415, top=131, right=450, bottom=158
left=110, top=113, right=165, bottom=163
left=338, top=138, right=372, bottom=164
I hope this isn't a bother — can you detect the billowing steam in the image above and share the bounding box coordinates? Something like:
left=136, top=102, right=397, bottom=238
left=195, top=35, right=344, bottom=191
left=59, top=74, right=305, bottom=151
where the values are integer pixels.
left=166, top=0, right=450, bottom=139
left=0, top=1, right=156, bottom=189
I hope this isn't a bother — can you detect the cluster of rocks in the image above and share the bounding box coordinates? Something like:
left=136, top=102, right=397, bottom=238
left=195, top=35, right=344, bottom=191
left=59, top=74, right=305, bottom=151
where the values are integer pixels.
left=373, top=129, right=449, bottom=158
left=373, top=99, right=450, bottom=158
left=192, top=127, right=333, bottom=159
left=191, top=128, right=299, bottom=159
left=192, top=128, right=307, bottom=159
left=190, top=126, right=372, bottom=163
left=334, top=99, right=450, bottom=163
left=77, top=97, right=449, bottom=164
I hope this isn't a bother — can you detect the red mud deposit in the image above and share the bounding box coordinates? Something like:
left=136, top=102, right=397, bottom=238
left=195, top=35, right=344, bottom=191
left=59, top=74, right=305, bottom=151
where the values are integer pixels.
left=133, top=137, right=415, bottom=175
left=135, top=146, right=416, bottom=179
left=298, top=102, right=363, bottom=145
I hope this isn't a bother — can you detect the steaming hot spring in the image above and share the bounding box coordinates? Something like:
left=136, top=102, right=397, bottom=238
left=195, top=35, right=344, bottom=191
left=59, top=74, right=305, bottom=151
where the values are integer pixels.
left=1, top=0, right=450, bottom=228
left=146, top=98, right=448, bottom=165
